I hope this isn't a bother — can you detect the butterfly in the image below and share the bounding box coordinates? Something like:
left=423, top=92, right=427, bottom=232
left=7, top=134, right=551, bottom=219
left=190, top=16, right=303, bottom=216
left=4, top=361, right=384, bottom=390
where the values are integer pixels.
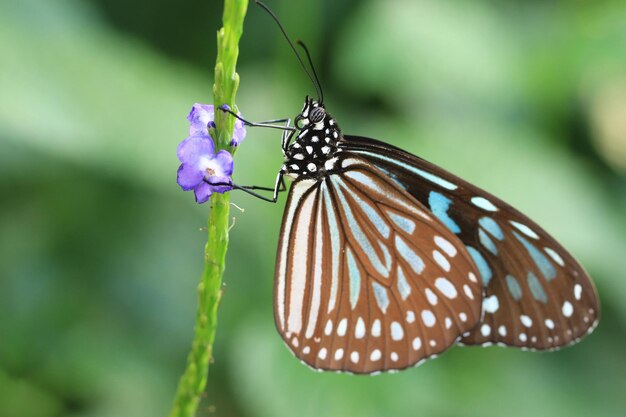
left=230, top=1, right=600, bottom=375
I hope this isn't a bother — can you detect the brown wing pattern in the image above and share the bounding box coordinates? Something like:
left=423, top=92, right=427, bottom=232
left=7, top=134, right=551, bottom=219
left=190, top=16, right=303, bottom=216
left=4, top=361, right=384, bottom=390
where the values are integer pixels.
left=344, top=135, right=600, bottom=350
left=274, top=156, right=482, bottom=373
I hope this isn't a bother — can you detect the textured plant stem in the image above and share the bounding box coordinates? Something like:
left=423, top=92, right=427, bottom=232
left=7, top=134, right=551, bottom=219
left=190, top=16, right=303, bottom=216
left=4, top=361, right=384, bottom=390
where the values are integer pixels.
left=169, top=1, right=248, bottom=417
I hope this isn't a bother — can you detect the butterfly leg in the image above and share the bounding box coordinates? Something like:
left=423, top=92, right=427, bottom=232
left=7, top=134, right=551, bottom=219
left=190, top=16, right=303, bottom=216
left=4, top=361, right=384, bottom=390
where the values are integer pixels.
left=218, top=106, right=295, bottom=132
left=281, top=119, right=294, bottom=153
left=211, top=173, right=286, bottom=203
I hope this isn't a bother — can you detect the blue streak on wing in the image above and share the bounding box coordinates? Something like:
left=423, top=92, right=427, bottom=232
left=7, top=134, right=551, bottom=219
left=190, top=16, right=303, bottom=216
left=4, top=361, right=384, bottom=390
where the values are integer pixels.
left=353, top=151, right=458, bottom=190
left=372, top=282, right=390, bottom=312
left=506, top=275, right=523, bottom=301
left=478, top=228, right=498, bottom=255
left=331, top=177, right=390, bottom=278
left=527, top=271, right=548, bottom=304
left=396, top=266, right=411, bottom=300
left=512, top=231, right=556, bottom=281
left=322, top=184, right=341, bottom=312
left=376, top=167, right=407, bottom=190
left=395, top=235, right=425, bottom=274
left=346, top=248, right=361, bottom=309
left=336, top=179, right=390, bottom=239
left=428, top=191, right=461, bottom=234
left=478, top=217, right=504, bottom=240
left=466, top=245, right=492, bottom=286
left=387, top=211, right=416, bottom=235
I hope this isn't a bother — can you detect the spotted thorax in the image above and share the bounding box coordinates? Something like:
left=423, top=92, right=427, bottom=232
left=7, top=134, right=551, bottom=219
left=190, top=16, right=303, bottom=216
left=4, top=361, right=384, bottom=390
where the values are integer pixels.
left=282, top=97, right=341, bottom=179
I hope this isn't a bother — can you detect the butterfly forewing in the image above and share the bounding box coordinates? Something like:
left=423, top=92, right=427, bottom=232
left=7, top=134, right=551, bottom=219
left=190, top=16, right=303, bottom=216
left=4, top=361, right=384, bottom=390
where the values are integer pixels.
left=275, top=156, right=482, bottom=373
left=342, top=136, right=600, bottom=350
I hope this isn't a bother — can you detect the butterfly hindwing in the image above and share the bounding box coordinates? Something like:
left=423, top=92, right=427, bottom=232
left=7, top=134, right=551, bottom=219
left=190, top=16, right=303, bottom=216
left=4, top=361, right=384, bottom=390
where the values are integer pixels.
left=274, top=156, right=482, bottom=373
left=343, top=135, right=600, bottom=350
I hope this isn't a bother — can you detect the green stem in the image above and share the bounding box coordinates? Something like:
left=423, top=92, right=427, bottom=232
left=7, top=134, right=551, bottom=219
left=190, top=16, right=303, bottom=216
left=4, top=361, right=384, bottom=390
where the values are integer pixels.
left=169, top=1, right=248, bottom=416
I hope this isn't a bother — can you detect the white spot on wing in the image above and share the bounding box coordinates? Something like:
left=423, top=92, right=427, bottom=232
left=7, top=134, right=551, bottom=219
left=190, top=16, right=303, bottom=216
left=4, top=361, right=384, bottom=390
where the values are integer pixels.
left=520, top=315, right=533, bottom=328
left=483, top=295, right=499, bottom=313
left=412, top=337, right=422, bottom=350
left=421, top=310, right=436, bottom=327
left=406, top=311, right=415, bottom=323
left=433, top=250, right=451, bottom=272
left=355, top=317, right=365, bottom=339
left=434, top=277, right=458, bottom=299
left=391, top=322, right=404, bottom=341
left=318, top=348, right=327, bottom=359
left=337, top=318, right=348, bottom=336
left=425, top=288, right=438, bottom=305
left=371, top=319, right=381, bottom=337
left=471, top=196, right=498, bottom=211
left=544, top=247, right=565, bottom=266
left=434, top=236, right=457, bottom=257
left=562, top=301, right=573, bottom=317
left=574, top=284, right=582, bottom=300
left=324, top=320, right=333, bottom=336
left=510, top=221, right=539, bottom=239
left=463, top=284, right=474, bottom=300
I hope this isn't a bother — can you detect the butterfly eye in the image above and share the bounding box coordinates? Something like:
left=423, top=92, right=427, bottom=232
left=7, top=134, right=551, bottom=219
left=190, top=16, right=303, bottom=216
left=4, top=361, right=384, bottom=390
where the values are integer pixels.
left=309, top=107, right=326, bottom=124
left=295, top=117, right=308, bottom=129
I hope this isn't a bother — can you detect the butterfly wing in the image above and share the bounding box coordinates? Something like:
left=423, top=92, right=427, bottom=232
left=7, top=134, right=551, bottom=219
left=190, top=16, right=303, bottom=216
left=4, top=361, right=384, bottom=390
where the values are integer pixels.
left=342, top=135, right=600, bottom=350
left=274, top=156, right=482, bottom=373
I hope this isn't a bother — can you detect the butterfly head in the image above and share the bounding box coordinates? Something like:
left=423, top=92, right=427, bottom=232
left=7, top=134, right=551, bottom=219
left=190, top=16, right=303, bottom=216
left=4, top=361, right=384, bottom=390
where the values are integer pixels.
left=295, top=96, right=328, bottom=130
left=281, top=96, right=342, bottom=179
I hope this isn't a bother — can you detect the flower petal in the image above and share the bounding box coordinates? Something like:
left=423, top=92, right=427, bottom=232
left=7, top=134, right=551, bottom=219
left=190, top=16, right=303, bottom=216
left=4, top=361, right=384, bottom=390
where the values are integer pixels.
left=177, top=134, right=215, bottom=164
left=177, top=163, right=204, bottom=190
left=230, top=113, right=246, bottom=146
left=231, top=119, right=247, bottom=146
left=213, top=150, right=234, bottom=176
left=187, top=103, right=215, bottom=136
left=193, top=182, right=213, bottom=204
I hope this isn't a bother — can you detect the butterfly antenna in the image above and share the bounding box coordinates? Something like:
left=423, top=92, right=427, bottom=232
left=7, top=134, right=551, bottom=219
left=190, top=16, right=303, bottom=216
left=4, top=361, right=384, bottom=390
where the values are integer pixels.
left=255, top=1, right=323, bottom=103
left=296, top=40, right=324, bottom=104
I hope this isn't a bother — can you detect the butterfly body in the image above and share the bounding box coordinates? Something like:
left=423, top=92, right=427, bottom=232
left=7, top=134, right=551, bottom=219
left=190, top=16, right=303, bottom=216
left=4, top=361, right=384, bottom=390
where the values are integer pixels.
left=281, top=98, right=342, bottom=179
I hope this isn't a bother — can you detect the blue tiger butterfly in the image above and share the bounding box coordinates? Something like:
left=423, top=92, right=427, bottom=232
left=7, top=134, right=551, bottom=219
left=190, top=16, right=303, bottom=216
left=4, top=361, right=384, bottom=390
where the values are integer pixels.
left=224, top=1, right=600, bottom=374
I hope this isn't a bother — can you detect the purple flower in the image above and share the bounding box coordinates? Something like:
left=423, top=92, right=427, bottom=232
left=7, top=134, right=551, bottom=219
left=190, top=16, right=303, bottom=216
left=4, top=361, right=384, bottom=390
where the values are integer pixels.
left=187, top=103, right=246, bottom=146
left=177, top=134, right=234, bottom=203
left=187, top=104, right=216, bottom=136
left=231, top=117, right=247, bottom=147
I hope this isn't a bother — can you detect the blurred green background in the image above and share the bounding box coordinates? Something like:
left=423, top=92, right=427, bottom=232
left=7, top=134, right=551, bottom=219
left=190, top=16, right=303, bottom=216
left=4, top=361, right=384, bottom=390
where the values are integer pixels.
left=1, top=0, right=625, bottom=416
